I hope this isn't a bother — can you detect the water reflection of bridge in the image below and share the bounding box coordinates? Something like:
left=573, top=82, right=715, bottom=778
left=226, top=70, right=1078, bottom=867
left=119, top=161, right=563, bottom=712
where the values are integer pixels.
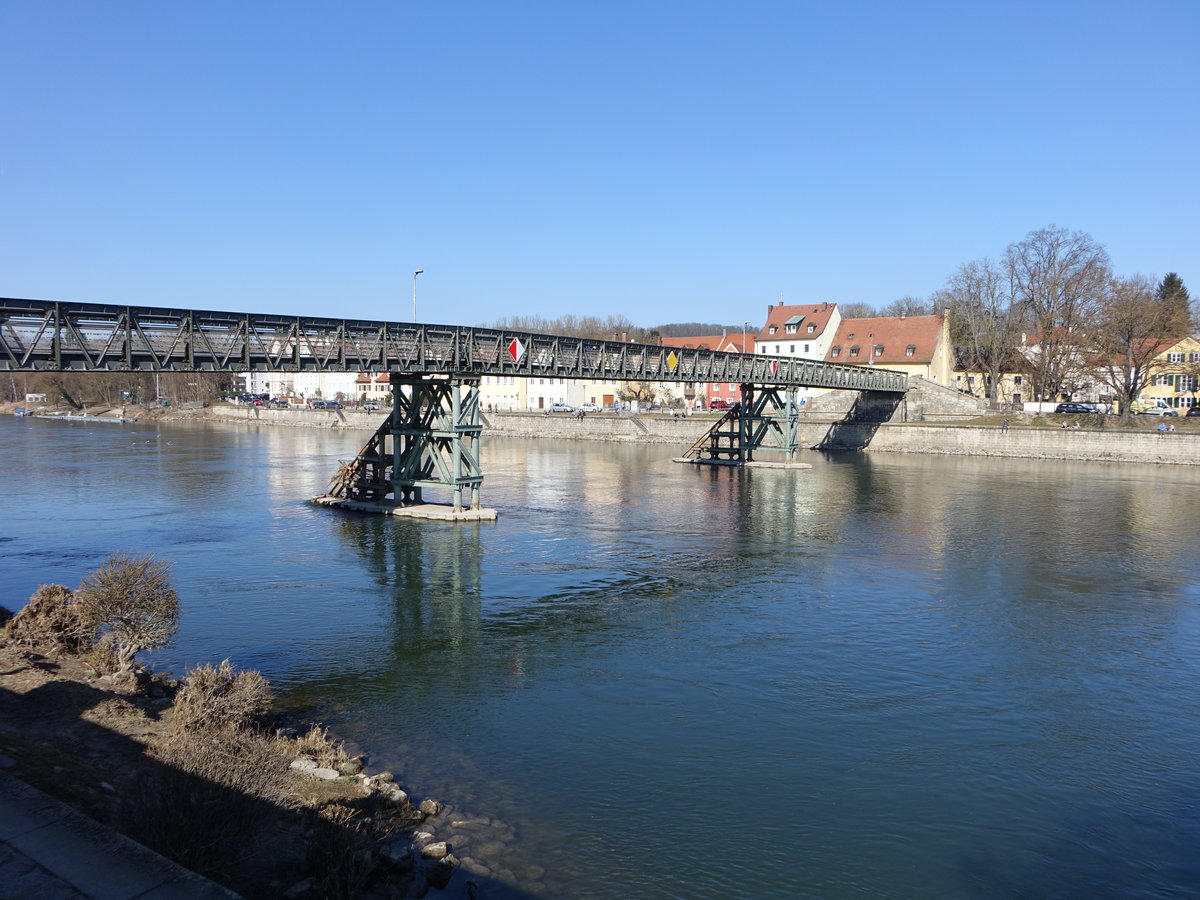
left=1, top=297, right=908, bottom=514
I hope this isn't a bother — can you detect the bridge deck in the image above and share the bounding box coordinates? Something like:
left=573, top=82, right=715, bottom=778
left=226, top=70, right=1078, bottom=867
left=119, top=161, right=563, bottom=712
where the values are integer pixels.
left=0, top=298, right=907, bottom=393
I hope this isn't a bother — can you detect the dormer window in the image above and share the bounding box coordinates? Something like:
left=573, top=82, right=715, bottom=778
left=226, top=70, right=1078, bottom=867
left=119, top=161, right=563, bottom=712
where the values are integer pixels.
left=806, top=323, right=815, bottom=333
left=905, top=345, right=916, bottom=357
left=831, top=345, right=841, bottom=358
left=873, top=345, right=883, bottom=358
left=849, top=345, right=860, bottom=358
left=785, top=324, right=798, bottom=334
left=769, top=326, right=777, bottom=335
left=847, top=333, right=855, bottom=340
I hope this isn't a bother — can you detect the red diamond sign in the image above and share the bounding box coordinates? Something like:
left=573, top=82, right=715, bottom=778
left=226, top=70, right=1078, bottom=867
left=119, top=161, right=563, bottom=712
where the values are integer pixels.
left=507, top=338, right=525, bottom=363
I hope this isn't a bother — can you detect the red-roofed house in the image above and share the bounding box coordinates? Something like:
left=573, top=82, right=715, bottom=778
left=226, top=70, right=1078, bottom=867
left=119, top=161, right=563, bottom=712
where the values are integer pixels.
left=753, top=302, right=841, bottom=360
left=825, top=313, right=952, bottom=384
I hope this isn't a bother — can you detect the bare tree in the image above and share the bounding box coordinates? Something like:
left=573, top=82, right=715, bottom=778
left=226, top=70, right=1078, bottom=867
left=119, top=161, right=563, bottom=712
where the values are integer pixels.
left=1005, top=226, right=1110, bottom=400
left=878, top=296, right=932, bottom=317
left=838, top=302, right=876, bottom=318
left=940, top=259, right=1023, bottom=402
left=1086, top=275, right=1191, bottom=422
left=75, top=553, right=180, bottom=674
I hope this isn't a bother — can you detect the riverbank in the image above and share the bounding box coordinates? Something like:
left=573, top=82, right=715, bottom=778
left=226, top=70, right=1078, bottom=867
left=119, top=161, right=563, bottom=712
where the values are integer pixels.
left=198, top=403, right=1200, bottom=466
left=0, top=602, right=469, bottom=899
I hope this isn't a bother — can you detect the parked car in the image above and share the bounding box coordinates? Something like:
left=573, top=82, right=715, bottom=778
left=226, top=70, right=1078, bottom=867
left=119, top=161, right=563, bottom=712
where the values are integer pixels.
left=709, top=399, right=731, bottom=409
left=272, top=399, right=289, bottom=408
left=1054, top=402, right=1099, bottom=414
left=578, top=403, right=600, bottom=412
left=1187, top=407, right=1200, bottom=417
left=546, top=403, right=573, bottom=413
left=363, top=401, right=381, bottom=411
left=325, top=401, right=344, bottom=409
left=310, top=400, right=327, bottom=409
left=1132, top=406, right=1178, bottom=416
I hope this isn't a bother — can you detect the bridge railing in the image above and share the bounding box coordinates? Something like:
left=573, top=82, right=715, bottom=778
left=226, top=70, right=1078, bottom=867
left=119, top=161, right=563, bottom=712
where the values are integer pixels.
left=0, top=297, right=908, bottom=393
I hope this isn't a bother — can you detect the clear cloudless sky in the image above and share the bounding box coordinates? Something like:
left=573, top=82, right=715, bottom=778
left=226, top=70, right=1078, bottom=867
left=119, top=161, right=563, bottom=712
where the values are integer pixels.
left=2, top=1, right=1197, bottom=327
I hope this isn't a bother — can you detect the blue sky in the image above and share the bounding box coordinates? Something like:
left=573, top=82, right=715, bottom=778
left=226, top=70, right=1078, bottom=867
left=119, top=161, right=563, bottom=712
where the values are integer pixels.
left=3, top=1, right=1197, bottom=328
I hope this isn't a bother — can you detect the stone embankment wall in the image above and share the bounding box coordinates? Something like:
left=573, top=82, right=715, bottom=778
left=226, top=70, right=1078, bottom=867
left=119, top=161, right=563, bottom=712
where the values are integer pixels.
left=210, top=404, right=380, bottom=429
left=485, top=413, right=1200, bottom=466
left=207, top=405, right=1200, bottom=466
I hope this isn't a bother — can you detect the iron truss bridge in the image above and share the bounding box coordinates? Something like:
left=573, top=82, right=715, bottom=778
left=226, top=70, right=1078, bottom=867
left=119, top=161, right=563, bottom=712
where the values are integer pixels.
left=0, top=297, right=907, bottom=393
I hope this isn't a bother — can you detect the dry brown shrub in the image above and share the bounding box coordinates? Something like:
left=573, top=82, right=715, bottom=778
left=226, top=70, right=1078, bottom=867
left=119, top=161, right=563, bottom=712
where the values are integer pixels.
left=308, top=803, right=386, bottom=900
left=173, top=659, right=273, bottom=734
left=74, top=553, right=179, bottom=673
left=123, top=727, right=297, bottom=879
left=5, top=584, right=92, bottom=653
left=293, top=724, right=351, bottom=769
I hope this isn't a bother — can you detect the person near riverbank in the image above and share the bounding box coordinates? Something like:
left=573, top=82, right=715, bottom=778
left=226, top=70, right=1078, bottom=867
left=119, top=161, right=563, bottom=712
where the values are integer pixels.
left=1001, top=419, right=1009, bottom=433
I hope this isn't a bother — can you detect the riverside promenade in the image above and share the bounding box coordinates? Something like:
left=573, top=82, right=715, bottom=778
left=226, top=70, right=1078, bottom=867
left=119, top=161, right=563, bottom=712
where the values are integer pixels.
left=0, top=770, right=238, bottom=899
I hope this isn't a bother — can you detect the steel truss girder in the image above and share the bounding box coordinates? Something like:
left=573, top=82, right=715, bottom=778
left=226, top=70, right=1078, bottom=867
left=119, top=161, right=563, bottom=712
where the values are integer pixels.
left=0, top=297, right=908, bottom=394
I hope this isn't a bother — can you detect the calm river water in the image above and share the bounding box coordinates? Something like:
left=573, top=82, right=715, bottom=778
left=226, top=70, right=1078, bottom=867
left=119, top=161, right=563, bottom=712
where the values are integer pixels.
left=3, top=416, right=1200, bottom=899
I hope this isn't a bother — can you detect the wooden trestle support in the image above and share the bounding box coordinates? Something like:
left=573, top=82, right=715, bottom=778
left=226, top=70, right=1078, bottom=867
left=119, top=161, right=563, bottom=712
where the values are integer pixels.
left=680, top=384, right=801, bottom=465
left=324, top=375, right=490, bottom=517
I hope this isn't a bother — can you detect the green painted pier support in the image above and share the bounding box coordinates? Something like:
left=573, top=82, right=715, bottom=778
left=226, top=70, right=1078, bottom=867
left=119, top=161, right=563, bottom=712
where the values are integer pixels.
left=314, top=374, right=496, bottom=521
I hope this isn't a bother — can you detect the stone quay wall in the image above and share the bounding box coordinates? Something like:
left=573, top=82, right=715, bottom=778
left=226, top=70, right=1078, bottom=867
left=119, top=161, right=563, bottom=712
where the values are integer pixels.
left=207, top=405, right=1200, bottom=466
left=485, top=413, right=1200, bottom=466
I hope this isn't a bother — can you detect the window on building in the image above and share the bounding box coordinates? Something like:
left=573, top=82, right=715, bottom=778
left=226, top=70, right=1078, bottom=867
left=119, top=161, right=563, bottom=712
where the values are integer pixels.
left=1014, top=375, right=1022, bottom=385
left=1155, top=374, right=1172, bottom=387
left=1191, top=352, right=1200, bottom=362
left=873, top=345, right=883, bottom=358
left=1168, top=352, right=1184, bottom=363
left=849, top=346, right=860, bottom=358
left=905, top=345, right=916, bottom=357
left=775, top=344, right=780, bottom=353
left=847, top=333, right=855, bottom=340
left=769, top=326, right=777, bottom=335
left=1180, top=375, right=1196, bottom=392
left=807, top=324, right=815, bottom=333
left=789, top=345, right=795, bottom=353
left=785, top=325, right=797, bottom=334
left=1180, top=396, right=1196, bottom=408
left=804, top=344, right=810, bottom=353
left=831, top=346, right=841, bottom=358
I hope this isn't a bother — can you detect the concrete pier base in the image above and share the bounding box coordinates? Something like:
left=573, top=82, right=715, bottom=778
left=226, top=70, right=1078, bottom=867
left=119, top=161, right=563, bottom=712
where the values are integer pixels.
left=311, top=495, right=498, bottom=521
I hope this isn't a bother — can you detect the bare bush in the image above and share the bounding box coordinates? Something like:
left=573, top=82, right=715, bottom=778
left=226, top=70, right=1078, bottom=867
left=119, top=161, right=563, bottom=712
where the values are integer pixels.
left=74, top=553, right=179, bottom=673
left=124, top=727, right=297, bottom=880
left=308, top=803, right=383, bottom=900
left=293, top=724, right=351, bottom=769
left=173, top=659, right=273, bottom=734
left=5, top=584, right=92, bottom=653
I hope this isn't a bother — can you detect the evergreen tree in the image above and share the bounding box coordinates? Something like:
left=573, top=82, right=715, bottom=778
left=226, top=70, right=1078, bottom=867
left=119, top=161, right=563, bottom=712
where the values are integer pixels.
left=1156, top=272, right=1190, bottom=325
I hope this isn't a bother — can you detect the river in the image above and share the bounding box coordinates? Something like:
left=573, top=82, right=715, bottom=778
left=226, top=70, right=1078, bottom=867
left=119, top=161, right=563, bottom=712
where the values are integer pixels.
left=3, top=416, right=1200, bottom=899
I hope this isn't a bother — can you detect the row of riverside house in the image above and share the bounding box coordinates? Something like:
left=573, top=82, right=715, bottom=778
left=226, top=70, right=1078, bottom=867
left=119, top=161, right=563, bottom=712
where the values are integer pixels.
left=240, top=303, right=1199, bottom=413
left=659, top=302, right=953, bottom=409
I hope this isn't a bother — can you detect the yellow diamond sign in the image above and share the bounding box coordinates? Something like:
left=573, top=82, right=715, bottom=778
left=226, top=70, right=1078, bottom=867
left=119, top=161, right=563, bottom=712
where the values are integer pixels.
left=666, top=351, right=679, bottom=371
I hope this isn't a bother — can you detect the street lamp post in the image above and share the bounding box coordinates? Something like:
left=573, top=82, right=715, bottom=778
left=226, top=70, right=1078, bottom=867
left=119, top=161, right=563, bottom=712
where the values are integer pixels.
left=743, top=321, right=750, bottom=354
left=412, top=269, right=424, bottom=322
